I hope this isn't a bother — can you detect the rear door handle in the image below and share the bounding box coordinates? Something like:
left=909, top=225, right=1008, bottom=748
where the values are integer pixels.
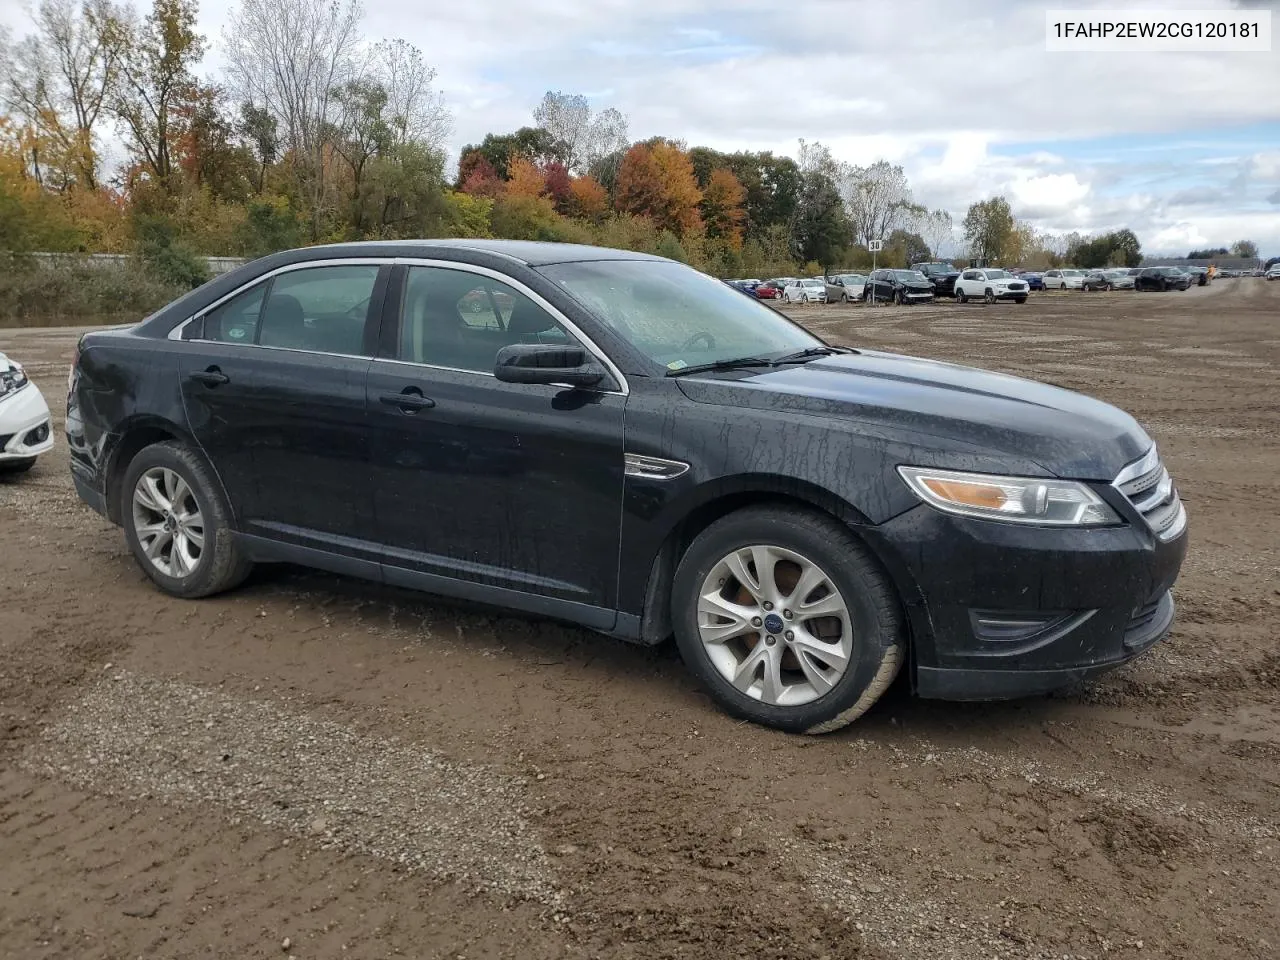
left=189, top=368, right=229, bottom=387
left=380, top=391, right=436, bottom=413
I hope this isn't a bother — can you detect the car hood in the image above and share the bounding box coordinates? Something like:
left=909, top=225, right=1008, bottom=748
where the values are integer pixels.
left=674, top=349, right=1151, bottom=481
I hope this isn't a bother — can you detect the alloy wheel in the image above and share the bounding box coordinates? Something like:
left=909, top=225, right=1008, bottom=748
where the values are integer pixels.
left=132, top=466, right=204, bottom=578
left=696, top=544, right=853, bottom=706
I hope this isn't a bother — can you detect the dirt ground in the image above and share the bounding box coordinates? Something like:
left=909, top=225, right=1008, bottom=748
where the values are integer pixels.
left=2, top=279, right=1278, bottom=960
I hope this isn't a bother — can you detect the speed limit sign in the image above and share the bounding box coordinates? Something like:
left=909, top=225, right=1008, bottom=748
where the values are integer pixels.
left=868, top=239, right=884, bottom=252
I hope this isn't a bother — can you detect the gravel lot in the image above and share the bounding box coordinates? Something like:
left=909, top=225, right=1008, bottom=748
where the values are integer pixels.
left=2, top=279, right=1278, bottom=960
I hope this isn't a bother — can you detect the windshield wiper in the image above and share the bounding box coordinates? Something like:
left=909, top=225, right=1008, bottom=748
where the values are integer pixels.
left=770, top=346, right=847, bottom=365
left=665, top=356, right=775, bottom=377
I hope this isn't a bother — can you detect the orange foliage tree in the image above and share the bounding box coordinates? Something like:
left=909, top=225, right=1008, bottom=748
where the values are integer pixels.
left=567, top=175, right=608, bottom=222
left=701, top=168, right=746, bottom=249
left=615, top=141, right=702, bottom=237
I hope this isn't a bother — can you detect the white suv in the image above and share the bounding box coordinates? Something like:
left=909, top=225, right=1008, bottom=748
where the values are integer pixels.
left=1267, top=265, right=1280, bottom=281
left=954, top=268, right=1029, bottom=304
left=1042, top=269, right=1086, bottom=289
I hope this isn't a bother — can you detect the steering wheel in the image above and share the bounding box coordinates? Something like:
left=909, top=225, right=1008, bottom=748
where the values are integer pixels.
left=680, top=331, right=716, bottom=352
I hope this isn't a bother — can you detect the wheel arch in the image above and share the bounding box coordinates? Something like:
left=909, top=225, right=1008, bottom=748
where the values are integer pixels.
left=633, top=476, right=892, bottom=648
left=103, top=416, right=225, bottom=525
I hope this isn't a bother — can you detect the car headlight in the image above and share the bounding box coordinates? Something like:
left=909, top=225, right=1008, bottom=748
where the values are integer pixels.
left=0, top=363, right=29, bottom=400
left=897, top=466, right=1120, bottom=526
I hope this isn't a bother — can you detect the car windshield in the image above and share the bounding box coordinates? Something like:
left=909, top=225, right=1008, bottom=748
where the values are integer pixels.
left=918, top=263, right=951, bottom=273
left=985, top=270, right=1012, bottom=279
left=538, top=259, right=824, bottom=371
left=801, top=279, right=824, bottom=287
left=839, top=274, right=865, bottom=282
left=1063, top=269, right=1085, bottom=276
left=894, top=270, right=926, bottom=281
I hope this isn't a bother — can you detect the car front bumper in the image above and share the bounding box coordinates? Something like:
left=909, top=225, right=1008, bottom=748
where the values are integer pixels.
left=992, top=288, right=1028, bottom=299
left=861, top=502, right=1188, bottom=701
left=0, top=384, right=55, bottom=461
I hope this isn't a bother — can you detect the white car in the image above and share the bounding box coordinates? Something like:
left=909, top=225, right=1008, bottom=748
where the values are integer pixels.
left=954, top=268, right=1029, bottom=304
left=781, top=278, right=828, bottom=303
left=0, top=351, right=54, bottom=474
left=1267, top=265, right=1280, bottom=280
left=1042, top=269, right=1086, bottom=290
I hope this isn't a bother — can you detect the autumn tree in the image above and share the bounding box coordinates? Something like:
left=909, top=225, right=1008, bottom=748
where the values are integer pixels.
left=542, top=161, right=572, bottom=213
left=616, top=141, right=701, bottom=236
left=456, top=149, right=502, bottom=197
left=174, top=84, right=253, bottom=200
left=0, top=0, right=126, bottom=189
left=700, top=168, right=746, bottom=248
left=566, top=174, right=608, bottom=222
left=504, top=155, right=546, bottom=198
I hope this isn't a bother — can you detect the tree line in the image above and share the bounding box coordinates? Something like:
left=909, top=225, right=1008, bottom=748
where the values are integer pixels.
left=0, top=0, right=1259, bottom=287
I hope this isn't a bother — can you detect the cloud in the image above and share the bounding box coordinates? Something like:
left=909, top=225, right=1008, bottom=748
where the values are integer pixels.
left=1269, top=188, right=1280, bottom=205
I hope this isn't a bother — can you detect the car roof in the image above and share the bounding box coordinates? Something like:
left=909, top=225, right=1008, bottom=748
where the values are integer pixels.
left=299, top=238, right=668, bottom=266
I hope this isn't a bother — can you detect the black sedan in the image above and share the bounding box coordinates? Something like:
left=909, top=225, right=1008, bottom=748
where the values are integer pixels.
left=66, top=240, right=1187, bottom=734
left=1134, top=267, right=1192, bottom=292
left=864, top=269, right=935, bottom=304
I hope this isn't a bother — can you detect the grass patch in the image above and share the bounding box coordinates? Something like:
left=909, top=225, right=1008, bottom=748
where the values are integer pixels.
left=0, top=255, right=188, bottom=328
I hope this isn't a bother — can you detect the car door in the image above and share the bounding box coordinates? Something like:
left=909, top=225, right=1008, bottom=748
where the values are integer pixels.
left=364, top=262, right=627, bottom=625
left=178, top=261, right=388, bottom=558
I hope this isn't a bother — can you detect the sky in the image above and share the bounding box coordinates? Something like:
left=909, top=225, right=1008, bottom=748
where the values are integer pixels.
left=2, top=0, right=1278, bottom=256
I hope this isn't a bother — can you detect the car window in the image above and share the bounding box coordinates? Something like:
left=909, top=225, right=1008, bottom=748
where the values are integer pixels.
left=257, top=265, right=380, bottom=355
left=204, top=283, right=266, bottom=344
left=399, top=266, right=575, bottom=373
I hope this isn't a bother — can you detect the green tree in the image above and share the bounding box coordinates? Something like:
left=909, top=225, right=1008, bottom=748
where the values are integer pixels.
left=788, top=171, right=849, bottom=270
left=963, top=196, right=1015, bottom=263
left=1231, top=239, right=1258, bottom=259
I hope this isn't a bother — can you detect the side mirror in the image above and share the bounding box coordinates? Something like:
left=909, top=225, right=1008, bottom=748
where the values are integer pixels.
left=493, top=343, right=605, bottom=388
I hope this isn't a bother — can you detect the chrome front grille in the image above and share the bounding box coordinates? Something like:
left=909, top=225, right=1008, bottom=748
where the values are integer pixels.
left=1114, top=447, right=1186, bottom=541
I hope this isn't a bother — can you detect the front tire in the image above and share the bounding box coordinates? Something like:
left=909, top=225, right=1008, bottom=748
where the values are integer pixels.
left=122, top=441, right=253, bottom=599
left=958, top=288, right=969, bottom=303
left=672, top=506, right=904, bottom=734
left=984, top=289, right=996, bottom=305
left=896, top=289, right=907, bottom=305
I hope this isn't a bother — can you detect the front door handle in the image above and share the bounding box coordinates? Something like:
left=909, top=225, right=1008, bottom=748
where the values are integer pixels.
left=189, top=367, right=229, bottom=387
left=380, top=390, right=436, bottom=414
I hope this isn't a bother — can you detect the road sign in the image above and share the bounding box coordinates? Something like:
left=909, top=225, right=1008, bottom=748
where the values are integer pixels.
left=868, top=239, right=884, bottom=252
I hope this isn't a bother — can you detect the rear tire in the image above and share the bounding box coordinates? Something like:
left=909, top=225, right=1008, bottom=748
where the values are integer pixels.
left=672, top=506, right=904, bottom=734
left=0, top=457, right=36, bottom=475
left=122, top=441, right=253, bottom=599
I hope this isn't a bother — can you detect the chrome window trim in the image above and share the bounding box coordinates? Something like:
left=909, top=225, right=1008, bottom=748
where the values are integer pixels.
left=391, top=257, right=629, bottom=397
left=167, top=257, right=393, bottom=341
